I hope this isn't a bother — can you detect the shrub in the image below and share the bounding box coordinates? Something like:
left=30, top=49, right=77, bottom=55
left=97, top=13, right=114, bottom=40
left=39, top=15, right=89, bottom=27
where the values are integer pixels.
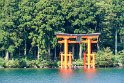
left=27, top=60, right=38, bottom=68
left=74, top=59, right=83, bottom=66
left=47, top=61, right=58, bottom=68
left=37, top=60, right=58, bottom=68
left=96, top=47, right=114, bottom=67
left=57, top=61, right=61, bottom=67
left=39, top=60, right=50, bottom=68
left=4, top=59, right=19, bottom=68
left=116, top=50, right=124, bottom=65
left=112, top=55, right=119, bottom=67
left=19, top=59, right=27, bottom=68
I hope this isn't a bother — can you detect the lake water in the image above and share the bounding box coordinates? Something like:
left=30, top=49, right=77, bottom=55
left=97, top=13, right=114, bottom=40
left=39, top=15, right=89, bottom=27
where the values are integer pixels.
left=0, top=68, right=124, bottom=83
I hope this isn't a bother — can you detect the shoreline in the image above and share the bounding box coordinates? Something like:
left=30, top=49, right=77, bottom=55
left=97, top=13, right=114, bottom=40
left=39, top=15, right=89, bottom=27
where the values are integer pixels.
left=0, top=65, right=123, bottom=69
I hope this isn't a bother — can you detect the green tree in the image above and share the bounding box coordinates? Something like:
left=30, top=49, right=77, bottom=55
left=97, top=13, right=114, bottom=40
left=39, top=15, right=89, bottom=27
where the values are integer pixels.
left=0, top=0, right=21, bottom=60
left=112, top=0, right=124, bottom=53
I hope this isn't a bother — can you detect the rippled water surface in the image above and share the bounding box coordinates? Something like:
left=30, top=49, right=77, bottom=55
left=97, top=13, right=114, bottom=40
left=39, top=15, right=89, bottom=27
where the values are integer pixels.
left=0, top=68, right=124, bottom=83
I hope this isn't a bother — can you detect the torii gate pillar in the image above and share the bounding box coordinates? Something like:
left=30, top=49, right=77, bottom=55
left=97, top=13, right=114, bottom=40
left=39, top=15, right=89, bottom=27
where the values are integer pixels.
left=60, top=37, right=72, bottom=69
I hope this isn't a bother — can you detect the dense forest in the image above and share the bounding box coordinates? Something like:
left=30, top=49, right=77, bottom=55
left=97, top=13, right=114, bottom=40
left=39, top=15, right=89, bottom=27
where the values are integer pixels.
left=0, top=0, right=124, bottom=68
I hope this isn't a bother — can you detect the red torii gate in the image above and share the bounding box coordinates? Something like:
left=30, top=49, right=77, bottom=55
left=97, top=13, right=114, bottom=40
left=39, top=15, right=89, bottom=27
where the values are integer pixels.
left=56, top=33, right=100, bottom=69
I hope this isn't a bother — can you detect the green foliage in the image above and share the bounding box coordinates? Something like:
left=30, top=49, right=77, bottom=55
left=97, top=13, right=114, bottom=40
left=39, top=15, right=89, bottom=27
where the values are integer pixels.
left=112, top=55, right=119, bottom=67
left=19, top=58, right=27, bottom=68
left=27, top=60, right=39, bottom=68
left=46, top=61, right=58, bottom=68
left=1, top=58, right=58, bottom=68
left=40, top=60, right=58, bottom=68
left=26, top=59, right=58, bottom=68
left=57, top=61, right=61, bottom=67
left=116, top=50, right=124, bottom=64
left=4, top=59, right=19, bottom=68
left=112, top=50, right=124, bottom=67
left=73, top=59, right=83, bottom=66
left=96, top=47, right=114, bottom=67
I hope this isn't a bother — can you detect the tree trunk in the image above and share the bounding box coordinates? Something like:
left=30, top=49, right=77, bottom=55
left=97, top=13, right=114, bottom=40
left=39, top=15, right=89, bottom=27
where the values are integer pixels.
left=5, top=50, right=9, bottom=61
left=115, top=29, right=117, bottom=55
left=48, top=44, right=51, bottom=56
left=97, top=38, right=100, bottom=51
left=79, top=44, right=83, bottom=60
left=24, top=39, right=27, bottom=56
left=37, top=46, right=40, bottom=59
